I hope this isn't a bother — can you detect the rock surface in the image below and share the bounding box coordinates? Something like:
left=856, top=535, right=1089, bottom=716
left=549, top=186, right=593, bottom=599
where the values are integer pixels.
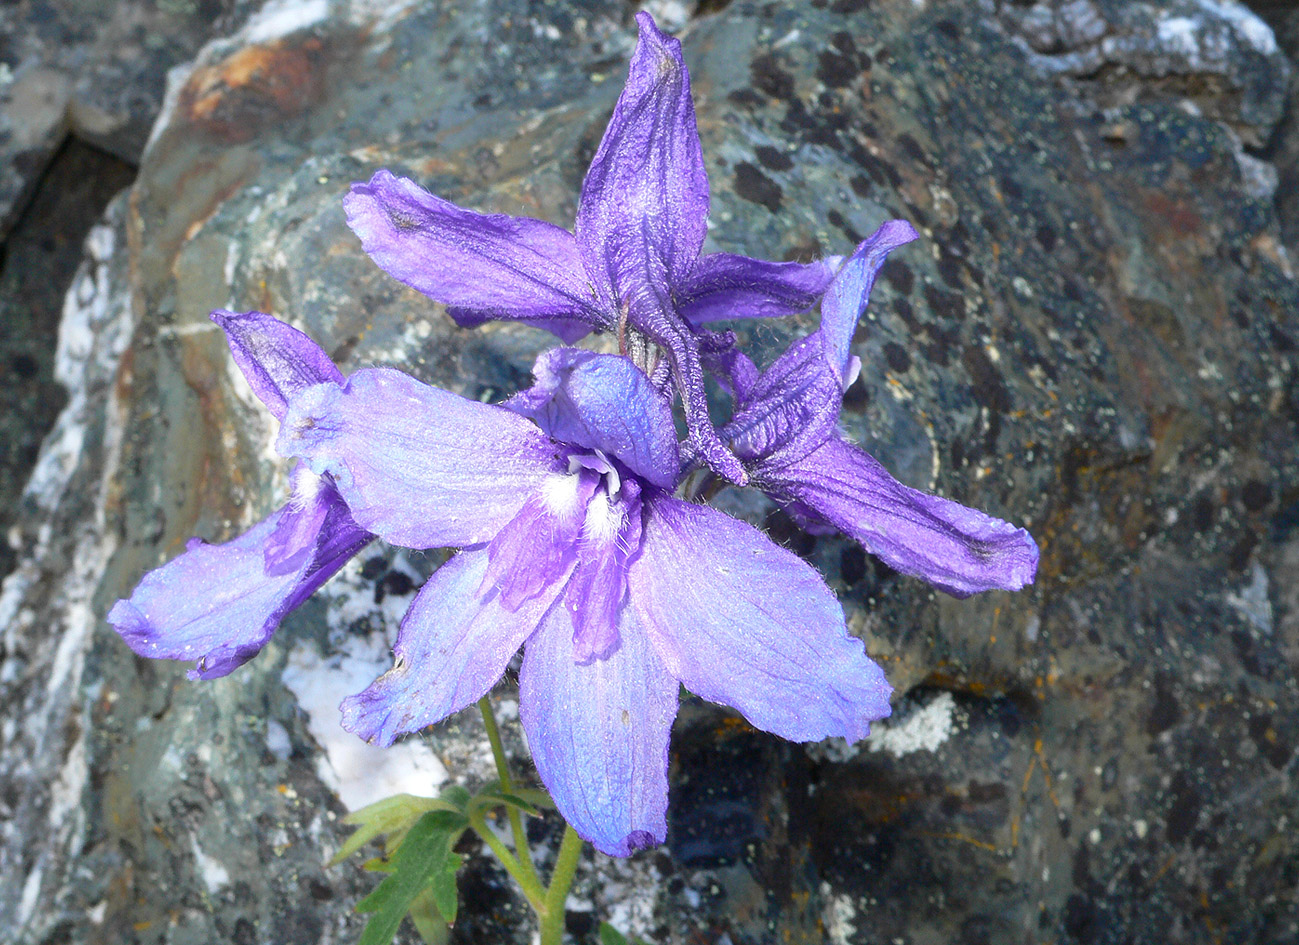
left=1, top=0, right=1297, bottom=943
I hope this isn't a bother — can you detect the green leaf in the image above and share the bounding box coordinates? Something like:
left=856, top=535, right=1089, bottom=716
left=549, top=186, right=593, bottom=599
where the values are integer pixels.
left=431, top=852, right=462, bottom=924
left=471, top=788, right=541, bottom=817
left=407, top=887, right=451, bottom=945
left=354, top=810, right=469, bottom=945
left=598, top=923, right=629, bottom=945
left=438, top=785, right=472, bottom=811
left=330, top=794, right=454, bottom=866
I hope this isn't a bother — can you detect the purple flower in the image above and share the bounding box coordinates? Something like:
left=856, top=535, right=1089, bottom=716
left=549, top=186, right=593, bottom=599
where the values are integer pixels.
left=107, top=312, right=374, bottom=679
left=342, top=12, right=842, bottom=486
left=717, top=221, right=1040, bottom=597
left=278, top=348, right=892, bottom=857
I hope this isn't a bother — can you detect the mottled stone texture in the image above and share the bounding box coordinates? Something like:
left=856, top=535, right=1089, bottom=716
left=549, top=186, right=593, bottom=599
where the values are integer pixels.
left=1, top=0, right=1297, bottom=943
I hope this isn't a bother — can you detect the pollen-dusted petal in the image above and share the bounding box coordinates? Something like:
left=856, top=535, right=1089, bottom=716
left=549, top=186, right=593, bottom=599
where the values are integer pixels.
left=341, top=548, right=566, bottom=747
left=676, top=253, right=842, bottom=325
left=108, top=500, right=371, bottom=681
left=819, top=220, right=919, bottom=376
left=344, top=169, right=605, bottom=331
left=519, top=601, right=677, bottom=857
left=574, top=11, right=709, bottom=302
left=506, top=349, right=680, bottom=489
left=766, top=437, right=1039, bottom=598
left=629, top=496, right=892, bottom=743
left=278, top=367, right=561, bottom=549
left=211, top=310, right=345, bottom=421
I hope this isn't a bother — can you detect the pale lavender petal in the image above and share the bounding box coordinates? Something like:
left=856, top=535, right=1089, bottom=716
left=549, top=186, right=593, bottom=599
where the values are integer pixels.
left=344, top=169, right=606, bottom=330
left=108, top=500, right=371, bottom=680
left=575, top=12, right=709, bottom=302
left=505, top=348, right=680, bottom=488
left=211, top=310, right=344, bottom=421
left=519, top=601, right=678, bottom=857
left=278, top=368, right=561, bottom=549
left=763, top=437, right=1039, bottom=598
left=341, top=548, right=565, bottom=746
left=482, top=470, right=596, bottom=609
left=677, top=253, right=842, bottom=325
left=820, top=221, right=918, bottom=374
left=629, top=496, right=892, bottom=742
left=566, top=486, right=643, bottom=663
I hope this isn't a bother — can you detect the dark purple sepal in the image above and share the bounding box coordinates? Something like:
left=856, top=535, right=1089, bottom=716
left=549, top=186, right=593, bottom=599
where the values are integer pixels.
left=759, top=436, right=1039, bottom=598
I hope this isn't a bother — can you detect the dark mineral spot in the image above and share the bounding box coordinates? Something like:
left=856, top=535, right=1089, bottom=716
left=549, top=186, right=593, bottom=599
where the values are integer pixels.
left=1240, top=479, right=1271, bottom=512
left=817, top=48, right=856, bottom=87
left=882, top=260, right=914, bottom=296
left=733, top=161, right=783, bottom=212
left=750, top=52, right=794, bottom=100
left=883, top=341, right=911, bottom=373
left=1165, top=771, right=1201, bottom=843
left=754, top=144, right=793, bottom=171
left=961, top=345, right=1012, bottom=413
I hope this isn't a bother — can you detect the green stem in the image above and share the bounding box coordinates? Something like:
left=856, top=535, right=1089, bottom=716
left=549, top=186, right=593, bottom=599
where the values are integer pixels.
left=538, top=823, right=585, bottom=945
left=477, top=696, right=543, bottom=892
left=466, top=806, right=546, bottom=911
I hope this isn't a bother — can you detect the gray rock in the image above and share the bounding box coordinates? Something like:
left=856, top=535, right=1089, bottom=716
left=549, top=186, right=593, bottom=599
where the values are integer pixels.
left=2, top=0, right=1297, bottom=943
left=0, top=0, right=261, bottom=241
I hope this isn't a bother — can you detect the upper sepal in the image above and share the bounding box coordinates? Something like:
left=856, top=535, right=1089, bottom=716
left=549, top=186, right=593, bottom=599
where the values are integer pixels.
left=211, top=310, right=345, bottom=422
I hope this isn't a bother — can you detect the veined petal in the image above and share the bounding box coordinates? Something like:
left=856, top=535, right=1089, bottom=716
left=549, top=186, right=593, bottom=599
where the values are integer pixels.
left=211, top=310, right=344, bottom=421
left=344, top=170, right=605, bottom=329
left=820, top=221, right=918, bottom=376
left=764, top=437, right=1039, bottom=598
left=278, top=368, right=561, bottom=549
left=108, top=501, right=371, bottom=680
left=519, top=601, right=678, bottom=857
left=629, top=496, right=892, bottom=743
left=575, top=12, right=709, bottom=302
left=341, top=548, right=564, bottom=747
left=482, top=470, right=596, bottom=609
left=677, top=253, right=842, bottom=325
left=505, top=348, right=680, bottom=489
left=566, top=486, right=643, bottom=663
left=723, top=333, right=843, bottom=468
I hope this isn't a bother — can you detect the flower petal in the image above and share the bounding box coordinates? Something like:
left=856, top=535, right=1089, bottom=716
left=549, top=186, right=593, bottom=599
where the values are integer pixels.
left=505, top=348, right=680, bottom=488
left=676, top=253, right=842, bottom=325
left=341, top=548, right=564, bottom=746
left=108, top=497, right=371, bottom=680
left=445, top=306, right=593, bottom=344
left=278, top=367, right=561, bottom=549
left=819, top=220, right=919, bottom=375
left=482, top=470, right=596, bottom=609
left=723, top=332, right=843, bottom=468
left=629, top=496, right=892, bottom=742
left=211, top=310, right=345, bottom=421
left=344, top=169, right=605, bottom=331
left=575, top=12, right=709, bottom=302
left=566, top=486, right=642, bottom=663
left=764, top=437, right=1039, bottom=597
left=519, top=601, right=678, bottom=857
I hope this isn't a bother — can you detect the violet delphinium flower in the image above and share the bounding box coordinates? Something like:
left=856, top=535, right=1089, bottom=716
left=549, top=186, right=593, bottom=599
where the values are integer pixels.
left=342, top=12, right=842, bottom=485
left=277, top=348, right=892, bottom=856
left=716, top=221, right=1039, bottom=597
left=107, top=312, right=374, bottom=678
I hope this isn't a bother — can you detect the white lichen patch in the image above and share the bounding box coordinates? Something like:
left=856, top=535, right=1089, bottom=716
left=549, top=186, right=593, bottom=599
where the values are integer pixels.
left=585, top=850, right=663, bottom=940
left=1226, top=560, right=1273, bottom=635
left=281, top=551, right=449, bottom=811
left=243, top=0, right=329, bottom=45
left=820, top=882, right=859, bottom=945
left=1193, top=0, right=1277, bottom=55
left=190, top=838, right=231, bottom=893
left=869, top=691, right=958, bottom=758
